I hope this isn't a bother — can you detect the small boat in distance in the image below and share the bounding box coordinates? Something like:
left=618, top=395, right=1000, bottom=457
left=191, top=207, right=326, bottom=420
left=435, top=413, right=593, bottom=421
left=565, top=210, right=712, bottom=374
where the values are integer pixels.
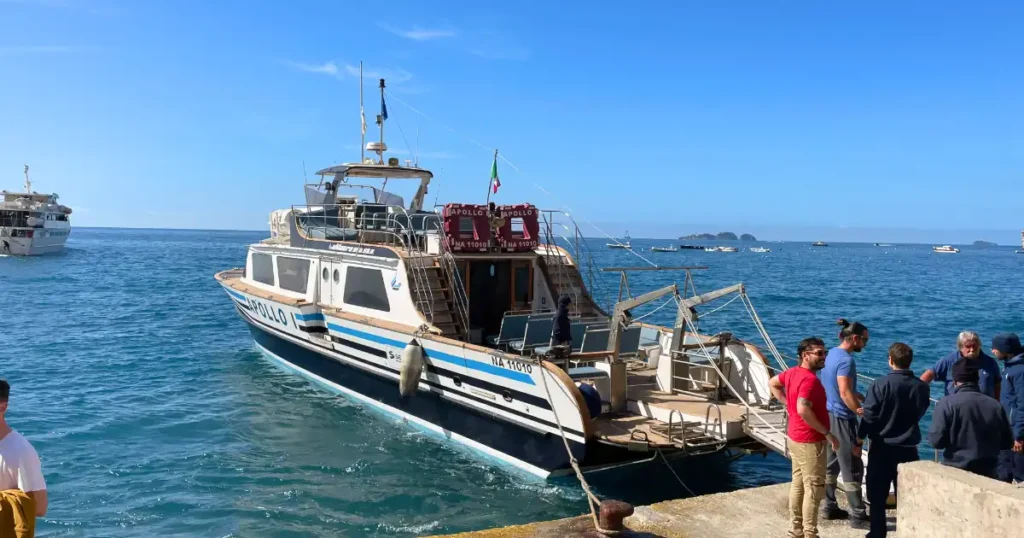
left=1017, top=231, right=1023, bottom=254
left=678, top=244, right=704, bottom=250
left=607, top=230, right=631, bottom=249
left=932, top=245, right=960, bottom=254
left=811, top=241, right=827, bottom=247
left=650, top=246, right=678, bottom=253
left=705, top=246, right=738, bottom=253
left=749, top=246, right=771, bottom=253
left=873, top=243, right=892, bottom=247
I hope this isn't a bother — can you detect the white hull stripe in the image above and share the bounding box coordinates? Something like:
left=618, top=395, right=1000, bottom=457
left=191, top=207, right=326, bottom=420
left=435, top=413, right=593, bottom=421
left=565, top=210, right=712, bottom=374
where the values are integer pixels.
left=253, top=341, right=553, bottom=479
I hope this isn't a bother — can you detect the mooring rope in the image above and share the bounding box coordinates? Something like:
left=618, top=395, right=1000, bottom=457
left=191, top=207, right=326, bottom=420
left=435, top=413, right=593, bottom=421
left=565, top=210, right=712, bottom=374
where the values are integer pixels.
left=655, top=447, right=696, bottom=497
left=536, top=359, right=619, bottom=535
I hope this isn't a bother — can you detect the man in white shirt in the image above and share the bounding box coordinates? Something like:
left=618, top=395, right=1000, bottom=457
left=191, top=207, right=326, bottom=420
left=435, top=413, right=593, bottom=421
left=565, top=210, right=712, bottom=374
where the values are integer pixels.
left=0, top=380, right=47, bottom=516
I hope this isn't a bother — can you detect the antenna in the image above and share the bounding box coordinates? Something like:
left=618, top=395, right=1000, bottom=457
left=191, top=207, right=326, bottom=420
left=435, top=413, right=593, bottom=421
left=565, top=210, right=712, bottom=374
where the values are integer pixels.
left=23, top=164, right=31, bottom=193
left=415, top=115, right=420, bottom=167
left=359, top=61, right=365, bottom=163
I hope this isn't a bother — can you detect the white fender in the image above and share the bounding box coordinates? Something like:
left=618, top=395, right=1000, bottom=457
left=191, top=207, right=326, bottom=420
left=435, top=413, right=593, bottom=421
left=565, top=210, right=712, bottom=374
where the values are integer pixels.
left=399, top=340, right=424, bottom=397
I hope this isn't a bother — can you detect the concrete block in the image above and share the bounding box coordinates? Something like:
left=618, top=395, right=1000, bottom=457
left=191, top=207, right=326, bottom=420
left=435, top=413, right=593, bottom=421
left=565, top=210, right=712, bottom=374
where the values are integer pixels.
left=897, top=460, right=1024, bottom=537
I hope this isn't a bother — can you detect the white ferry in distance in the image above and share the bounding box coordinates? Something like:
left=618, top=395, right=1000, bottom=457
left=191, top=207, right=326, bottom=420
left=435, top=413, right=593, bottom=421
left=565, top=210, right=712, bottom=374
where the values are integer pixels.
left=215, top=78, right=792, bottom=480
left=0, top=166, right=72, bottom=256
left=1016, top=231, right=1023, bottom=254
left=932, top=245, right=959, bottom=254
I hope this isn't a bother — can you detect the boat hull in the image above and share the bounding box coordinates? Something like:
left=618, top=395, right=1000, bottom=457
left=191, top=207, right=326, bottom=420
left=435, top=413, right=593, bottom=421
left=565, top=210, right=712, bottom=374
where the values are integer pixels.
left=234, top=303, right=587, bottom=477
left=0, top=229, right=69, bottom=256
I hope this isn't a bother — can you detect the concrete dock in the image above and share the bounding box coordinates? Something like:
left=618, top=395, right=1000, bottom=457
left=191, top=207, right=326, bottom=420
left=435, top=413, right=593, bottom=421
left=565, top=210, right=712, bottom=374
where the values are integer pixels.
left=430, top=481, right=887, bottom=538
left=431, top=461, right=1024, bottom=538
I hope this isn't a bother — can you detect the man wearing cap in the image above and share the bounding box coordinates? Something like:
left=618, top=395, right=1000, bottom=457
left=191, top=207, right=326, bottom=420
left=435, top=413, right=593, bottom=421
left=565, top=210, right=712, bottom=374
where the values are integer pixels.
left=928, top=359, right=1013, bottom=478
left=992, top=333, right=1024, bottom=484
left=921, top=330, right=1001, bottom=399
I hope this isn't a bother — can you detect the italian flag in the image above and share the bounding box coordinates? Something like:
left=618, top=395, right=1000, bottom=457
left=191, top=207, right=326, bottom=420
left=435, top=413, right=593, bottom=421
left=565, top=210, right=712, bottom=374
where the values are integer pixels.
left=491, top=154, right=501, bottom=194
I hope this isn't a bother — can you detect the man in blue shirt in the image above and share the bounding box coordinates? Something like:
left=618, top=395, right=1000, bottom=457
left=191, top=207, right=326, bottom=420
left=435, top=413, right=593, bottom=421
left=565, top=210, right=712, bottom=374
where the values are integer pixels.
left=819, top=319, right=869, bottom=529
left=992, top=333, right=1024, bottom=484
left=921, top=330, right=1001, bottom=399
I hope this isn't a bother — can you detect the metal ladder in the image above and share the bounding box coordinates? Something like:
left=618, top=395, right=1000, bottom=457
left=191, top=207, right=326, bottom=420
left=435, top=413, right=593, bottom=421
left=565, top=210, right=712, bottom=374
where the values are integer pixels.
left=436, top=229, right=471, bottom=340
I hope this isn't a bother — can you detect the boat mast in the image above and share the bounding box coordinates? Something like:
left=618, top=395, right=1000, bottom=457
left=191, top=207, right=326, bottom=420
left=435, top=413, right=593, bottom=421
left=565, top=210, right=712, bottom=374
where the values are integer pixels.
left=376, top=78, right=386, bottom=164
left=360, top=61, right=365, bottom=164
left=23, top=164, right=31, bottom=193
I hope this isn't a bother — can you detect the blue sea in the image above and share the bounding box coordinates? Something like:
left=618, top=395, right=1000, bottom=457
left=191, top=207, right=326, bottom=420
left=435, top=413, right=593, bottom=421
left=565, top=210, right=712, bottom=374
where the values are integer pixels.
left=2, top=228, right=1021, bottom=536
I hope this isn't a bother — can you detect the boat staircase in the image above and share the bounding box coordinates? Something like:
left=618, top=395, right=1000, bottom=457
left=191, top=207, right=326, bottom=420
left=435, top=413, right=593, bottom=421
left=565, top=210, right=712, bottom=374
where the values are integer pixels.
left=401, top=219, right=470, bottom=341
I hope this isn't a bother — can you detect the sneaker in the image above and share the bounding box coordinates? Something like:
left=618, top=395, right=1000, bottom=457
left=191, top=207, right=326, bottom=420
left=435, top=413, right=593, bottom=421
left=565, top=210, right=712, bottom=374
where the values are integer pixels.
left=820, top=506, right=849, bottom=520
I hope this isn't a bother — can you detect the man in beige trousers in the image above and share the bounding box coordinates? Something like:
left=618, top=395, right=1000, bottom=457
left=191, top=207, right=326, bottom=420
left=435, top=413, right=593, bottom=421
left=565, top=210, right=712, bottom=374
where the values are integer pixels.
left=769, top=337, right=840, bottom=538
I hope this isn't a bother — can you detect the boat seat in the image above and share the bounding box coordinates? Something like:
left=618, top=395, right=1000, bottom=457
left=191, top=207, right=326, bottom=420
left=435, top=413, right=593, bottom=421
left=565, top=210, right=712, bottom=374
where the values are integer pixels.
left=534, top=321, right=594, bottom=355
left=579, top=328, right=610, bottom=353
left=486, top=313, right=530, bottom=347
left=567, top=366, right=608, bottom=381
left=639, top=326, right=662, bottom=346
left=619, top=326, right=643, bottom=356
left=509, top=316, right=555, bottom=352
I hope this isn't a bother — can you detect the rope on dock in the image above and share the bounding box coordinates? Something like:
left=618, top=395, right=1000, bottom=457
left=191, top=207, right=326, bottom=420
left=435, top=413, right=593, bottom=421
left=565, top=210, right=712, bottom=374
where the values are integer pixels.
left=537, top=357, right=620, bottom=535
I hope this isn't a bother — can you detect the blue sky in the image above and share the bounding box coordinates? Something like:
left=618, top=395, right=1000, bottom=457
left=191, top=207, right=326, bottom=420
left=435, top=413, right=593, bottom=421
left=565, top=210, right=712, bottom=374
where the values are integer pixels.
left=1, top=1, right=1022, bottom=243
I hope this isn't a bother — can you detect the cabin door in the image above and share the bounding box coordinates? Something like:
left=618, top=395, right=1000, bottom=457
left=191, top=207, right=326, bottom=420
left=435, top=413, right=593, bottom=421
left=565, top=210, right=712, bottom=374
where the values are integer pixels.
left=320, top=259, right=345, bottom=306
left=468, top=260, right=512, bottom=337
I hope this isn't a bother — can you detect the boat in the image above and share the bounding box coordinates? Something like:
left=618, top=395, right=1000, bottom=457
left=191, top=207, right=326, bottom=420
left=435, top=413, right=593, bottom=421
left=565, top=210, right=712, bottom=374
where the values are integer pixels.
left=932, top=245, right=960, bottom=254
left=678, top=244, right=704, bottom=250
left=1016, top=231, right=1023, bottom=254
left=650, top=246, right=678, bottom=253
left=214, top=79, right=789, bottom=481
left=607, top=231, right=631, bottom=249
left=705, top=246, right=737, bottom=253
left=0, top=165, right=72, bottom=256
left=749, top=247, right=770, bottom=253
left=811, top=241, right=827, bottom=247
left=873, top=243, right=892, bottom=247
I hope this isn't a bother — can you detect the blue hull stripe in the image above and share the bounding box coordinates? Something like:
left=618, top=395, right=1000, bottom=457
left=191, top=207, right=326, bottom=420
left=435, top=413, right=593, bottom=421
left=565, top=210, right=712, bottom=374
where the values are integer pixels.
left=240, top=311, right=585, bottom=472
left=226, top=288, right=247, bottom=302
left=327, top=322, right=534, bottom=385
left=296, top=312, right=325, bottom=322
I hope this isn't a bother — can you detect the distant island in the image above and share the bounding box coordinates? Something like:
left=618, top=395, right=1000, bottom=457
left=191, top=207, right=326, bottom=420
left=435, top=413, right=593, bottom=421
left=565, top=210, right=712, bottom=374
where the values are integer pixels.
left=973, top=240, right=997, bottom=247
left=679, top=232, right=757, bottom=241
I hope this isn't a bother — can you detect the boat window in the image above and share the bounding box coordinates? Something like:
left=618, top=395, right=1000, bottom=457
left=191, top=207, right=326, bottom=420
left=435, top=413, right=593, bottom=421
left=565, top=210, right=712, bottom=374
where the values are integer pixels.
left=511, top=218, right=524, bottom=238
left=459, top=217, right=474, bottom=236
left=333, top=269, right=340, bottom=284
left=344, top=266, right=391, bottom=312
left=322, top=267, right=329, bottom=281
left=277, top=256, right=311, bottom=293
left=251, top=253, right=275, bottom=285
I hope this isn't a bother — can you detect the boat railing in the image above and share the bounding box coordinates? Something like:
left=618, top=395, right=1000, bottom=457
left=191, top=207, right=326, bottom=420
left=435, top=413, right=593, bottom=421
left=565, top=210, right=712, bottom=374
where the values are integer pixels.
left=291, top=203, right=441, bottom=249
left=538, top=210, right=609, bottom=314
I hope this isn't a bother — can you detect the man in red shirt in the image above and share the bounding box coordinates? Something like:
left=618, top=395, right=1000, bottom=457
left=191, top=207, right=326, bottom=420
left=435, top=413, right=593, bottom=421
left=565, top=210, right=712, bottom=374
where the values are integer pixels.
left=769, top=337, right=839, bottom=538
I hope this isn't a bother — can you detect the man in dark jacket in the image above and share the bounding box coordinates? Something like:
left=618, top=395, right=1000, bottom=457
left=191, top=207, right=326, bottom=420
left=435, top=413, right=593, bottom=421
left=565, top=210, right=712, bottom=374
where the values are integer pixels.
left=856, top=343, right=930, bottom=538
left=992, top=333, right=1024, bottom=484
left=928, top=359, right=1014, bottom=479
left=551, top=295, right=572, bottom=351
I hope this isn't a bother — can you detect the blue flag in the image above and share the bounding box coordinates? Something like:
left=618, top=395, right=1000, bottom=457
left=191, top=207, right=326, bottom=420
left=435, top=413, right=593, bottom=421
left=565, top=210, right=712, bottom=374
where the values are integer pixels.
left=381, top=93, right=388, bottom=121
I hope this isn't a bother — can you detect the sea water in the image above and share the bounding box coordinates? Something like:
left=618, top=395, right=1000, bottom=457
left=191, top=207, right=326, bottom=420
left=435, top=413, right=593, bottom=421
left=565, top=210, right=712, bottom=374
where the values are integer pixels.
left=1, top=229, right=1021, bottom=536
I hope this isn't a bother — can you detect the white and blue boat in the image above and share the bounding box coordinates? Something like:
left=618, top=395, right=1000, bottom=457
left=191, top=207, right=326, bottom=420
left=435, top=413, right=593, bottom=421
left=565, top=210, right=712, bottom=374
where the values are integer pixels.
left=215, top=80, right=788, bottom=479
